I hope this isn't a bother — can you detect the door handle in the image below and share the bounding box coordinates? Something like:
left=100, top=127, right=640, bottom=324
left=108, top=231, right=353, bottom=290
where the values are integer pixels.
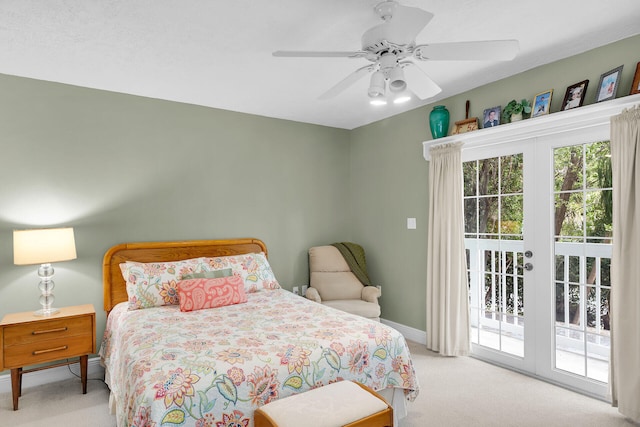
left=524, top=263, right=533, bottom=271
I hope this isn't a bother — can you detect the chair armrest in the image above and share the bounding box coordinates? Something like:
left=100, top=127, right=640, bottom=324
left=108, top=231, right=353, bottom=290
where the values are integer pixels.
left=361, top=286, right=381, bottom=303
left=305, top=287, right=322, bottom=303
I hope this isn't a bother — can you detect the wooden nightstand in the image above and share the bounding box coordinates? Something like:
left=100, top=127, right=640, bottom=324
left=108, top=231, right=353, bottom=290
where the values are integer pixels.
left=0, top=304, right=96, bottom=410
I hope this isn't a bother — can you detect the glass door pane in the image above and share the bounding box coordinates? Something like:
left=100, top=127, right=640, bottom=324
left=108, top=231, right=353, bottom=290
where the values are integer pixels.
left=553, top=141, right=611, bottom=383
left=465, top=154, right=525, bottom=358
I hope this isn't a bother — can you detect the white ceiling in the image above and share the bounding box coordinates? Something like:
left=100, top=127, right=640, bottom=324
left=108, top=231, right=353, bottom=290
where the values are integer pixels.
left=1, top=1, right=639, bottom=130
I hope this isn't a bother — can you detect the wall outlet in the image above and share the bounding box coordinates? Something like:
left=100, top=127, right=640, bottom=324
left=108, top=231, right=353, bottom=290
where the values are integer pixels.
left=292, top=286, right=300, bottom=295
left=301, top=285, right=308, bottom=296
left=376, top=285, right=382, bottom=297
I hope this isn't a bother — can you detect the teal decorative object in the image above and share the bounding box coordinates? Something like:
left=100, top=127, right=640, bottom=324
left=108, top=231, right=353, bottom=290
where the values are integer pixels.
left=429, top=105, right=450, bottom=139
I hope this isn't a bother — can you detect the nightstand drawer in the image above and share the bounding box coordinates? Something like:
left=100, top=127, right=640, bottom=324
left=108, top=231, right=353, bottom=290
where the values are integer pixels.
left=3, top=334, right=94, bottom=367
left=3, top=316, right=92, bottom=346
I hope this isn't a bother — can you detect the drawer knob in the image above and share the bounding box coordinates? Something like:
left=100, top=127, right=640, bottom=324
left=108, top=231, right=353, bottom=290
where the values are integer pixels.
left=32, top=345, right=68, bottom=355
left=32, top=327, right=68, bottom=335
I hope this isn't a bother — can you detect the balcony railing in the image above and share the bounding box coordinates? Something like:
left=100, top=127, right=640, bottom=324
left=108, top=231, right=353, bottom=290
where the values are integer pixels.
left=466, top=237, right=611, bottom=382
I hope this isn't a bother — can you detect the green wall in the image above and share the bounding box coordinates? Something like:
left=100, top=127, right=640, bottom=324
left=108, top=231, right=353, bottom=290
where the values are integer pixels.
left=0, top=76, right=351, bottom=345
left=0, top=33, right=638, bottom=358
left=349, top=34, right=640, bottom=330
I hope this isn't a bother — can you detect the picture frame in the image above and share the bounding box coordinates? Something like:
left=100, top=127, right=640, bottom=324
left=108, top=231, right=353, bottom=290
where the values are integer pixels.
left=596, top=65, right=623, bottom=103
left=482, top=106, right=501, bottom=128
left=630, top=62, right=640, bottom=95
left=532, top=90, right=553, bottom=117
left=561, top=80, right=589, bottom=111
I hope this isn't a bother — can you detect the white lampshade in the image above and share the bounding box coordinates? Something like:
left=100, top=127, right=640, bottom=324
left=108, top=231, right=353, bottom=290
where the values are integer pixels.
left=14, top=228, right=77, bottom=266
left=368, top=71, right=386, bottom=98
left=388, top=66, right=406, bottom=92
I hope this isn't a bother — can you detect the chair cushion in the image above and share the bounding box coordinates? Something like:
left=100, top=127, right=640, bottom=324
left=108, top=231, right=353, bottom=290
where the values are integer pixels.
left=324, top=299, right=381, bottom=319
left=311, top=271, right=363, bottom=301
left=256, top=380, right=389, bottom=427
left=309, top=246, right=350, bottom=272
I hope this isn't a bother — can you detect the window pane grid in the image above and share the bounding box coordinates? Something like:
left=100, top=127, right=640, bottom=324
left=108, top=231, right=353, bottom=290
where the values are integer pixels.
left=465, top=154, right=524, bottom=358
left=553, top=141, right=612, bottom=383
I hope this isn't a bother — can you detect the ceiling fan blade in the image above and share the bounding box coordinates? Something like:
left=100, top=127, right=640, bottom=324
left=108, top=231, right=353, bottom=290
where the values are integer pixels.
left=401, top=61, right=442, bottom=100
left=414, top=40, right=519, bottom=61
left=362, top=5, right=433, bottom=47
left=387, top=5, right=434, bottom=44
left=318, top=65, right=374, bottom=100
left=273, top=50, right=367, bottom=58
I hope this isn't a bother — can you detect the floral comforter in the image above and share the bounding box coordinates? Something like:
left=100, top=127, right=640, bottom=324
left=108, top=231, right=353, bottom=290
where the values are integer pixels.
left=100, top=289, right=419, bottom=427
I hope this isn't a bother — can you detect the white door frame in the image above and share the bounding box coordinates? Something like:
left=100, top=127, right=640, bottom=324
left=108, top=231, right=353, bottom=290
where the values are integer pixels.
left=462, top=141, right=534, bottom=374
left=532, top=124, right=612, bottom=399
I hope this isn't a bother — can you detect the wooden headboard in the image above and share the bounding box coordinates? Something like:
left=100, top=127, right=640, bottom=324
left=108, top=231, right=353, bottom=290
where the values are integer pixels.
left=102, top=238, right=268, bottom=314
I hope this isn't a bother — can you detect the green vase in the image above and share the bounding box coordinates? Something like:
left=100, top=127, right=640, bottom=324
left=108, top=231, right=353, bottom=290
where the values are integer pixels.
left=429, top=105, right=450, bottom=139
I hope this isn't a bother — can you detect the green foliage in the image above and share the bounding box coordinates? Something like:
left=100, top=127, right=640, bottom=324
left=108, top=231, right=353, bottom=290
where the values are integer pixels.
left=554, top=140, right=612, bottom=240
left=463, top=154, right=523, bottom=235
left=502, top=99, right=532, bottom=122
left=464, top=141, right=613, bottom=329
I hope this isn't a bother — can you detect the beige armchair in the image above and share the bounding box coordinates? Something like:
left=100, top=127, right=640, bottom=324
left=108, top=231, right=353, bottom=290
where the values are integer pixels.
left=306, top=245, right=381, bottom=322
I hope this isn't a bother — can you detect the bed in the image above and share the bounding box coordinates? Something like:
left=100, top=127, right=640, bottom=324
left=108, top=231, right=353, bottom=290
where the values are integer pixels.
left=99, top=238, right=419, bottom=427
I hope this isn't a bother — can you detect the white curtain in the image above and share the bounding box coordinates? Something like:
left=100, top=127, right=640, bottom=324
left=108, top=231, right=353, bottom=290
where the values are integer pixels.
left=426, top=141, right=470, bottom=356
left=610, top=106, right=640, bottom=423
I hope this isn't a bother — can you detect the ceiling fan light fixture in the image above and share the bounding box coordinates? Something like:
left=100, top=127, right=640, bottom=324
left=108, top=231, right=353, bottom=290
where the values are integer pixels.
left=369, top=95, right=387, bottom=106
left=273, top=2, right=520, bottom=104
left=368, top=71, right=386, bottom=98
left=388, top=66, right=406, bottom=92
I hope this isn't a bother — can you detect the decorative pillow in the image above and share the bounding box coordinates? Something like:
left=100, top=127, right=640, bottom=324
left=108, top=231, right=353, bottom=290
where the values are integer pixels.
left=178, top=275, right=247, bottom=312
left=202, top=252, right=281, bottom=293
left=181, top=268, right=233, bottom=280
left=120, top=257, right=209, bottom=310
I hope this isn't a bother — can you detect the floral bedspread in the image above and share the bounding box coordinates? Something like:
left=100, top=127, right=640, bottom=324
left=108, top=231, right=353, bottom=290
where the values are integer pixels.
left=100, top=289, right=419, bottom=427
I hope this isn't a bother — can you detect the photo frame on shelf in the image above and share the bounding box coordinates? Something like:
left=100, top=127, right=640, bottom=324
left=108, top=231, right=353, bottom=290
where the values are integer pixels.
left=596, top=65, right=623, bottom=102
left=482, top=106, right=501, bottom=128
left=532, top=90, right=553, bottom=117
left=561, top=80, right=589, bottom=111
left=630, top=62, right=640, bottom=95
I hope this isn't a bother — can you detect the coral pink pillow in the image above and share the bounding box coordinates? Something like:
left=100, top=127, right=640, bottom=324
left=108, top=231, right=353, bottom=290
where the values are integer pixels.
left=178, top=275, right=247, bottom=312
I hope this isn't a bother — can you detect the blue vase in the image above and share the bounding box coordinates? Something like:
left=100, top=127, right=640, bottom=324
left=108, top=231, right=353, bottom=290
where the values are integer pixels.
left=429, top=105, right=450, bottom=139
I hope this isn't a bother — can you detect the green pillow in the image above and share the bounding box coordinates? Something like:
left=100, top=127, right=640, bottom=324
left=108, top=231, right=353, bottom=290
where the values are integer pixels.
left=181, top=268, right=233, bottom=280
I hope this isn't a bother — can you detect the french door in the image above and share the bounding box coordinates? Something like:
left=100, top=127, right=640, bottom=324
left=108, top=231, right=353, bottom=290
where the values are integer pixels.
left=463, top=125, right=612, bottom=399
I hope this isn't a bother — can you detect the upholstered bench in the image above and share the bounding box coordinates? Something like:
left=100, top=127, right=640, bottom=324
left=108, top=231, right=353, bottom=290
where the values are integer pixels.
left=254, top=380, right=393, bottom=427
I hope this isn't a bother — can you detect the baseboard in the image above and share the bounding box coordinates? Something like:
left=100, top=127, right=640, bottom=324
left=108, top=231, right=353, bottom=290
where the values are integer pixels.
left=381, top=318, right=426, bottom=345
left=0, top=356, right=104, bottom=394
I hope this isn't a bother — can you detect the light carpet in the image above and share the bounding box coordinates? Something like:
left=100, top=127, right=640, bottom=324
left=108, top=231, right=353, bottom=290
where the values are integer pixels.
left=0, top=340, right=636, bottom=426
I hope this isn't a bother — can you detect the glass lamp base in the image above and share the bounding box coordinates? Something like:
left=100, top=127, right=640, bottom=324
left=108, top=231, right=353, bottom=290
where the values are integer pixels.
left=34, top=307, right=60, bottom=316
left=36, top=264, right=59, bottom=316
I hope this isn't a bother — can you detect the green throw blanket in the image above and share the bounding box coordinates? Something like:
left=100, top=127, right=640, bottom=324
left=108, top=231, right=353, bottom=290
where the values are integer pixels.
left=331, top=242, right=373, bottom=287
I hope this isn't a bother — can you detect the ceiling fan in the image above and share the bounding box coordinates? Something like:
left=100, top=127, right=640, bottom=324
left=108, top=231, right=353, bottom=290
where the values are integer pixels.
left=273, top=1, right=519, bottom=104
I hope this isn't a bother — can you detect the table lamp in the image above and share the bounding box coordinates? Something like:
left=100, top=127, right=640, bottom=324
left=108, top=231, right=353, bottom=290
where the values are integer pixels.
left=13, top=227, right=77, bottom=316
